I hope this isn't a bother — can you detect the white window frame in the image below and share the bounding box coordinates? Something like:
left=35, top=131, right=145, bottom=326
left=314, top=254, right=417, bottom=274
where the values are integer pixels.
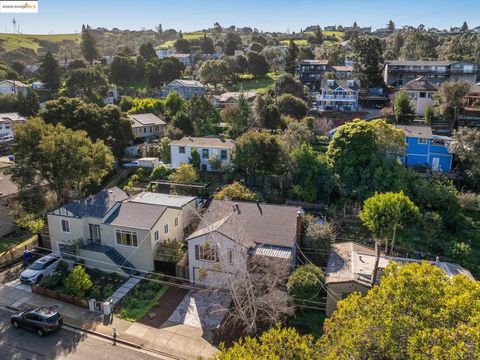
left=418, top=138, right=427, bottom=144
left=164, top=224, right=169, bottom=234
left=195, top=244, right=219, bottom=262
left=174, top=217, right=179, bottom=227
left=154, top=230, right=159, bottom=242
left=60, top=219, right=71, bottom=233
left=227, top=249, right=234, bottom=265
left=115, top=230, right=138, bottom=247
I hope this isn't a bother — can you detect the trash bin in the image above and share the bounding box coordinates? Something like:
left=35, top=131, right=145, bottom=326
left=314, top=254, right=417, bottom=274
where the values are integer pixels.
left=103, top=301, right=112, bottom=315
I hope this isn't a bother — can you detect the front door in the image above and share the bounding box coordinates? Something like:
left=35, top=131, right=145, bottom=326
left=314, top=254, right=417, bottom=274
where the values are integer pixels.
left=89, top=224, right=101, bottom=243
left=432, top=157, right=440, bottom=172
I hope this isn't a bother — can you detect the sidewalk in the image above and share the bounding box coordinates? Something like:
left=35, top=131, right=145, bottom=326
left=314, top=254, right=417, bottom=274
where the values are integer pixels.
left=0, top=281, right=218, bottom=359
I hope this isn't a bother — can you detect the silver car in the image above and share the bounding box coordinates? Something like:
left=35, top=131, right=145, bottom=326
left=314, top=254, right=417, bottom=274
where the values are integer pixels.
left=20, top=253, right=62, bottom=284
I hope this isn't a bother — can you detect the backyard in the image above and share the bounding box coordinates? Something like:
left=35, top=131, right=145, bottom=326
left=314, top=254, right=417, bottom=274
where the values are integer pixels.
left=226, top=72, right=279, bottom=92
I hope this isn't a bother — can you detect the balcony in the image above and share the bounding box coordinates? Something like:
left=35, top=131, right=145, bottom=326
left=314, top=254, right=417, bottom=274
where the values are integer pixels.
left=317, top=94, right=357, bottom=101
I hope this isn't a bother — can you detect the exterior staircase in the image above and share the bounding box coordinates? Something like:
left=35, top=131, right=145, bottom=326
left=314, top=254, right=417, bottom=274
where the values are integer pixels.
left=83, top=243, right=140, bottom=276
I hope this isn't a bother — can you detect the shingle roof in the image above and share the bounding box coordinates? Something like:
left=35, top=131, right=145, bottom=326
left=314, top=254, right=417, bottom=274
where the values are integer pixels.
left=187, top=200, right=301, bottom=248
left=128, top=113, right=166, bottom=127
left=169, top=79, right=204, bottom=88
left=213, top=92, right=257, bottom=103
left=402, top=77, right=439, bottom=91
left=0, top=112, right=26, bottom=122
left=395, top=125, right=433, bottom=139
left=130, top=192, right=196, bottom=208
left=386, top=60, right=455, bottom=66
left=169, top=137, right=235, bottom=149
left=0, top=80, right=29, bottom=87
left=321, top=79, right=360, bottom=90
left=103, top=201, right=166, bottom=230
left=63, top=187, right=128, bottom=218
left=332, top=65, right=353, bottom=72
left=300, top=59, right=329, bottom=65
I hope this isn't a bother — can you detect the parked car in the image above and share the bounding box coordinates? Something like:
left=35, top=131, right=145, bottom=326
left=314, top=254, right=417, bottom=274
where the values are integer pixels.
left=19, top=253, right=62, bottom=284
left=11, top=307, right=63, bottom=337
left=123, top=157, right=160, bottom=169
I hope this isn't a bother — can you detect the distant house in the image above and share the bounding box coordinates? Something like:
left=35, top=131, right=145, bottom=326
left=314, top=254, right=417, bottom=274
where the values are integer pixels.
left=395, top=125, right=453, bottom=173
left=163, top=79, right=205, bottom=100
left=211, top=91, right=257, bottom=108
left=299, top=60, right=354, bottom=91
left=384, top=60, right=479, bottom=87
left=473, top=26, right=480, bottom=33
left=128, top=113, right=166, bottom=140
left=0, top=161, right=18, bottom=237
left=156, top=48, right=175, bottom=59
left=186, top=200, right=302, bottom=289
left=0, top=80, right=29, bottom=96
left=464, top=82, right=480, bottom=115
left=324, top=26, right=337, bottom=31
left=332, top=65, right=353, bottom=80
left=47, top=188, right=197, bottom=274
left=169, top=136, right=235, bottom=171
left=316, top=79, right=360, bottom=111
left=169, top=54, right=194, bottom=67
left=0, top=113, right=26, bottom=142
left=400, top=77, right=439, bottom=116
left=325, top=242, right=474, bottom=315
left=103, top=85, right=120, bottom=105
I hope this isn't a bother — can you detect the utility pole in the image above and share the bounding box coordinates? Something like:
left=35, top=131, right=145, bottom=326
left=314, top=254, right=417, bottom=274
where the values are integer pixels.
left=371, top=242, right=380, bottom=287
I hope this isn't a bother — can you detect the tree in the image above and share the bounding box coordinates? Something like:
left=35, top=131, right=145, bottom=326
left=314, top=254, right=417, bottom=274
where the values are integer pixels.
left=188, top=148, right=201, bottom=170
left=9, top=118, right=114, bottom=202
left=81, top=28, right=99, bottom=63
left=400, top=30, right=439, bottom=61
left=213, top=325, right=321, bottom=359
left=287, top=264, right=324, bottom=302
left=277, top=94, right=307, bottom=119
left=198, top=59, right=231, bottom=89
left=200, top=33, right=215, bottom=54
left=393, top=89, right=415, bottom=123
left=164, top=91, right=187, bottom=118
left=174, top=38, right=190, bottom=53
left=221, top=99, right=250, bottom=139
left=274, top=73, right=304, bottom=98
left=461, top=21, right=469, bottom=32
left=284, top=40, right=299, bottom=76
left=351, top=36, right=384, bottom=88
left=281, top=121, right=312, bottom=151
left=109, top=55, right=136, bottom=84
left=158, top=58, right=185, bottom=83
left=316, top=43, right=347, bottom=66
left=168, top=163, right=198, bottom=184
left=224, top=39, right=238, bottom=56
left=38, top=51, right=60, bottom=91
left=139, top=42, right=156, bottom=60
left=11, top=60, right=25, bottom=75
left=434, top=81, right=470, bottom=131
left=16, top=89, right=39, bottom=117
left=158, top=137, right=171, bottom=163
left=64, top=265, right=93, bottom=297
left=449, top=127, right=480, bottom=187
left=145, top=62, right=161, bottom=88
left=233, top=130, right=285, bottom=175
left=298, top=46, right=315, bottom=61
left=188, top=94, right=221, bottom=136
left=247, top=51, right=269, bottom=78
left=304, top=220, right=336, bottom=264
left=360, top=191, right=420, bottom=255
left=254, top=91, right=281, bottom=129
left=424, top=104, right=435, bottom=124
left=214, top=182, right=259, bottom=201
left=319, top=262, right=480, bottom=359
left=63, top=68, right=108, bottom=103
left=388, top=20, right=395, bottom=32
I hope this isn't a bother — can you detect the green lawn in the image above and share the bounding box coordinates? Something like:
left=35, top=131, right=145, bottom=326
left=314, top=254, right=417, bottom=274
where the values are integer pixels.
left=157, top=32, right=203, bottom=49
left=228, top=72, right=279, bottom=92
left=280, top=39, right=309, bottom=46
left=0, top=33, right=80, bottom=51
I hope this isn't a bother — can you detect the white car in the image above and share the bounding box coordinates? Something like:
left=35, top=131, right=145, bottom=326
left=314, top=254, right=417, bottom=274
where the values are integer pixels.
left=20, top=253, right=62, bottom=284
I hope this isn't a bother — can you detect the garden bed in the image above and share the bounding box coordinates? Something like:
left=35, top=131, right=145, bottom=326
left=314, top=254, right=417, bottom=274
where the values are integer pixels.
left=32, top=285, right=88, bottom=308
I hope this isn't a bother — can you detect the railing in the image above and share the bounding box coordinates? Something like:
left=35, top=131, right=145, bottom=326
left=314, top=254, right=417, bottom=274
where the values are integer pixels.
left=317, top=95, right=357, bottom=100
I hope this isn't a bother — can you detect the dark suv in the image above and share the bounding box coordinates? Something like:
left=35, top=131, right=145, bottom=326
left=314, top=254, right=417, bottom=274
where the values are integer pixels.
left=11, top=307, right=63, bottom=336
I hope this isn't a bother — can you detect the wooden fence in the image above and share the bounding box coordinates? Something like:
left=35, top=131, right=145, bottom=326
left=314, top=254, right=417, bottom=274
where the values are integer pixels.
left=0, top=235, right=38, bottom=270
left=31, top=285, right=88, bottom=308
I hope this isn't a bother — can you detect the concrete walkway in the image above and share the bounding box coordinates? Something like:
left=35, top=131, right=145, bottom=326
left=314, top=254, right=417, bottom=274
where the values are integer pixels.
left=110, top=277, right=142, bottom=305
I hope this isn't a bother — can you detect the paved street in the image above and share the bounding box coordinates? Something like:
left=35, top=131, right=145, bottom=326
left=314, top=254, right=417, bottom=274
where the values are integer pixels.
left=0, top=308, right=158, bottom=360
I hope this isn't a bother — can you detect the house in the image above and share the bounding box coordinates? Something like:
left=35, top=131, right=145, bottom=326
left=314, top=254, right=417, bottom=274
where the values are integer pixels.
left=156, top=48, right=175, bottom=59
left=169, top=136, right=235, bottom=171
left=324, top=242, right=474, bottom=315
left=324, top=26, right=337, bottom=31
left=473, top=26, right=480, bottom=33
left=396, top=125, right=453, bottom=172
left=400, top=77, right=439, bottom=116
left=211, top=91, right=257, bottom=108
left=0, top=161, right=18, bottom=237
left=332, top=65, right=353, bottom=80
left=0, top=80, right=29, bottom=96
left=0, top=113, right=26, bottom=142
left=464, top=82, right=480, bottom=115
left=299, top=60, right=354, bottom=91
left=103, top=85, right=120, bottom=105
left=128, top=113, right=166, bottom=140
left=47, top=188, right=197, bottom=274
left=169, top=54, right=194, bottom=67
left=163, top=79, right=205, bottom=100
left=384, top=60, right=479, bottom=87
left=186, top=200, right=302, bottom=289
left=316, top=79, right=360, bottom=111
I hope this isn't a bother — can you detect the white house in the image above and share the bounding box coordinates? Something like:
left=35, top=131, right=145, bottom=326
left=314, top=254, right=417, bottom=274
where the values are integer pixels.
left=156, top=48, right=175, bottom=59
left=0, top=113, right=26, bottom=142
left=400, top=77, right=439, bottom=116
left=186, top=200, right=302, bottom=289
left=0, top=80, right=29, bottom=96
left=169, top=137, right=235, bottom=171
left=47, top=188, right=197, bottom=274
left=128, top=113, right=166, bottom=140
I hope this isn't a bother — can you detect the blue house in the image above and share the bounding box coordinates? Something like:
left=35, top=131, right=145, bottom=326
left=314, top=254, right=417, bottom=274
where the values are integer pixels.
left=162, top=79, right=205, bottom=100
left=396, top=125, right=453, bottom=173
left=316, top=79, right=360, bottom=112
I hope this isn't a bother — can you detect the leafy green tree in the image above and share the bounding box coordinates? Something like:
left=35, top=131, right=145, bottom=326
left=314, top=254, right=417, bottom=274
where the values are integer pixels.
left=198, top=59, right=231, bottom=89
left=0, top=94, right=18, bottom=112
left=281, top=121, right=312, bottom=151
left=16, top=89, right=39, bottom=117
left=224, top=39, right=238, bottom=56
left=254, top=91, right=281, bottom=129
left=434, top=80, right=470, bottom=131
left=174, top=38, right=190, bottom=53
left=158, top=137, right=171, bottom=163
left=9, top=118, right=114, bottom=202
left=449, top=127, right=480, bottom=187
left=233, top=130, right=285, bottom=175
left=304, top=220, right=336, bottom=264
left=424, top=104, right=435, bottom=124
left=221, top=104, right=249, bottom=139
left=214, top=181, right=259, bottom=201
left=164, top=91, right=187, bottom=118
left=287, top=264, right=324, bottom=302
left=360, top=191, right=420, bottom=254
left=319, top=262, right=480, bottom=359
left=135, top=55, right=145, bottom=81
left=394, top=89, right=415, bottom=123
left=63, top=67, right=108, bottom=103
left=247, top=51, right=269, bottom=78
left=461, top=21, right=469, bottom=32
left=139, top=42, right=156, bottom=60
left=284, top=40, right=299, bottom=76
left=64, top=265, right=93, bottom=297
left=172, top=109, right=194, bottom=135
left=200, top=33, right=215, bottom=54
left=109, top=55, right=136, bottom=84
left=158, top=57, right=185, bottom=83
left=38, top=51, right=60, bottom=91
left=277, top=94, right=307, bottom=120
left=127, top=98, right=164, bottom=115
left=400, top=30, right=438, bottom=61
left=0, top=62, right=18, bottom=81
left=188, top=95, right=221, bottom=136
left=188, top=148, right=201, bottom=170
left=81, top=28, right=99, bottom=63
left=145, top=62, right=161, bottom=88
left=351, top=36, right=384, bottom=88
left=250, top=42, right=264, bottom=53
left=317, top=43, right=347, bottom=66
left=15, top=213, right=45, bottom=235
left=168, top=163, right=198, bottom=184
left=274, top=73, right=304, bottom=98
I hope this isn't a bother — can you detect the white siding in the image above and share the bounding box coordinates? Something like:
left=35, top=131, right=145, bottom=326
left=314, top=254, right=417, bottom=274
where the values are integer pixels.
left=170, top=145, right=232, bottom=171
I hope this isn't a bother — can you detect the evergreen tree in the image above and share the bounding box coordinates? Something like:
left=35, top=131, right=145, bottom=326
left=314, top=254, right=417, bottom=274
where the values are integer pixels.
left=460, top=21, right=468, bottom=32
left=284, top=40, right=299, bottom=76
left=139, top=42, right=157, bottom=60
left=388, top=20, right=395, bottom=32
left=81, top=28, right=99, bottom=63
left=38, top=51, right=60, bottom=91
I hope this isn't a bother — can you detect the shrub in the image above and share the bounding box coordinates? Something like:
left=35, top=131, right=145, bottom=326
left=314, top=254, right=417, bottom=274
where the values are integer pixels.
left=64, top=265, right=93, bottom=298
left=103, top=284, right=114, bottom=299
left=304, top=221, right=336, bottom=264
left=447, top=242, right=473, bottom=267
left=287, top=264, right=324, bottom=302
left=458, top=192, right=479, bottom=211
left=56, top=260, right=69, bottom=277
left=90, top=286, right=101, bottom=300
left=214, top=181, right=260, bottom=201
left=39, top=273, right=63, bottom=289
left=150, top=164, right=170, bottom=179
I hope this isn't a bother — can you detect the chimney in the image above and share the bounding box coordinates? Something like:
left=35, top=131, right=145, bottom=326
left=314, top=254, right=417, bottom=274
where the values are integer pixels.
left=108, top=190, right=115, bottom=203
left=296, top=211, right=302, bottom=244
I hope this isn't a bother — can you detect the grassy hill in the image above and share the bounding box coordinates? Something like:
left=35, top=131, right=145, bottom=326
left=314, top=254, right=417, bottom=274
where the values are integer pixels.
left=0, top=33, right=80, bottom=51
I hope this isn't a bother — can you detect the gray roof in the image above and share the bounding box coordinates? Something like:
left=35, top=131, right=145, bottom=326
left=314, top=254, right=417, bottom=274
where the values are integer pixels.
left=128, top=113, right=166, bottom=127
left=168, top=79, right=204, bottom=88
left=300, top=59, right=329, bottom=66
left=0, top=171, right=18, bottom=198
left=0, top=112, right=26, bottom=122
left=395, top=125, right=433, bottom=139
left=63, top=187, right=128, bottom=218
left=321, top=79, right=360, bottom=91
left=0, top=79, right=28, bottom=87
left=104, top=201, right=166, bottom=230
left=187, top=200, right=301, bottom=248
left=386, top=60, right=455, bottom=66
left=130, top=192, right=196, bottom=208
left=402, top=77, right=439, bottom=92
left=169, top=137, right=235, bottom=149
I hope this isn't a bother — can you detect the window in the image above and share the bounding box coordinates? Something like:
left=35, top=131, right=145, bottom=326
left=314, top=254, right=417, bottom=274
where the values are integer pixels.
left=154, top=230, right=159, bottom=241
left=419, top=92, right=426, bottom=98
left=164, top=224, right=169, bottom=234
left=115, top=230, right=138, bottom=247
left=418, top=138, right=427, bottom=144
left=220, top=150, right=227, bottom=161
left=202, top=148, right=209, bottom=159
left=227, top=249, right=234, bottom=265
left=201, top=164, right=207, bottom=171
left=144, top=127, right=147, bottom=133
left=195, top=244, right=218, bottom=262
left=61, top=219, right=70, bottom=233
left=175, top=217, right=179, bottom=227
left=179, top=146, right=185, bottom=154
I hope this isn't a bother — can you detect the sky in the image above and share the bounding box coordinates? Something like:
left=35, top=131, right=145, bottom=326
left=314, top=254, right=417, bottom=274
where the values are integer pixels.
left=1, top=0, right=480, bottom=34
